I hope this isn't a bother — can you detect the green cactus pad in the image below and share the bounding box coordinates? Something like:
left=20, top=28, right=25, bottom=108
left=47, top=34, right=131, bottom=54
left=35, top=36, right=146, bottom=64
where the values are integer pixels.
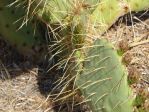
left=128, top=0, right=149, bottom=11
left=0, top=0, right=46, bottom=58
left=76, top=39, right=134, bottom=112
left=89, top=0, right=149, bottom=35
left=22, top=0, right=102, bottom=24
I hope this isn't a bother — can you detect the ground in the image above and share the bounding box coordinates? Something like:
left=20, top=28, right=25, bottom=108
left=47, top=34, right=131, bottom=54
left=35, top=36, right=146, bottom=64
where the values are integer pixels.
left=0, top=11, right=149, bottom=112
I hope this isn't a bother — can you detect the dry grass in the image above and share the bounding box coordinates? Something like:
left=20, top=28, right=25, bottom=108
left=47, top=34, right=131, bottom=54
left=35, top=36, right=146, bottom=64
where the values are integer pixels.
left=107, top=12, right=149, bottom=82
left=105, top=11, right=149, bottom=111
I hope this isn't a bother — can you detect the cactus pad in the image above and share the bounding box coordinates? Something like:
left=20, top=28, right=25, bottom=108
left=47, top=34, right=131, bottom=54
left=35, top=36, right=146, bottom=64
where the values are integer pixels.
left=0, top=0, right=46, bottom=59
left=76, top=39, right=134, bottom=112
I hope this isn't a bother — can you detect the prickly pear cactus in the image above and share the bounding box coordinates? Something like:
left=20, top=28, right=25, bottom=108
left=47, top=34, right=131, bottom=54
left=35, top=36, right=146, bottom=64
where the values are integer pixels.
left=75, top=39, right=134, bottom=112
left=3, top=0, right=148, bottom=111
left=0, top=0, right=46, bottom=58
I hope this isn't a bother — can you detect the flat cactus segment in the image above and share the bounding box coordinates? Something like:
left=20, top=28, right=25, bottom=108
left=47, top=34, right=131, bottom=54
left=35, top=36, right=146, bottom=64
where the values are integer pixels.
left=0, top=0, right=45, bottom=58
left=89, top=0, right=122, bottom=35
left=89, top=0, right=149, bottom=35
left=76, top=39, right=134, bottom=112
left=127, top=0, right=149, bottom=11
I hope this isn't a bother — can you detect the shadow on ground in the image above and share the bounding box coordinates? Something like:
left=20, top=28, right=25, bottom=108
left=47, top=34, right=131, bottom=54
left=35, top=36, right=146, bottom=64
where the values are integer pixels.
left=112, top=10, right=149, bottom=26
left=0, top=39, right=84, bottom=112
